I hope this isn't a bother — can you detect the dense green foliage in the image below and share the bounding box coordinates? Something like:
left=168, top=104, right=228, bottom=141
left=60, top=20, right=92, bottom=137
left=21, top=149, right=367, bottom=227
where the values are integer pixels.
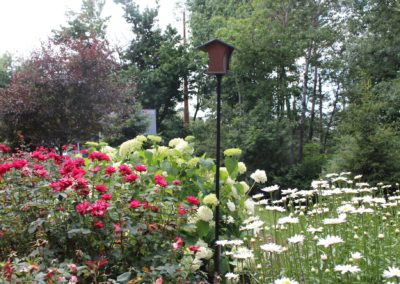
left=1, top=0, right=400, bottom=186
left=187, top=0, right=344, bottom=188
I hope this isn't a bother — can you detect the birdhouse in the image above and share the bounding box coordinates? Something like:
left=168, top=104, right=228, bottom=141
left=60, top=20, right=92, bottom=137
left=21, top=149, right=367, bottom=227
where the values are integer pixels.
left=198, top=39, right=235, bottom=75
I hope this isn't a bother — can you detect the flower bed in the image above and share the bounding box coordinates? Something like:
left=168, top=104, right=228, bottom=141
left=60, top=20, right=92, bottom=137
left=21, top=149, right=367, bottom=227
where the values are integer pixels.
left=0, top=136, right=252, bottom=283
left=221, top=174, right=400, bottom=283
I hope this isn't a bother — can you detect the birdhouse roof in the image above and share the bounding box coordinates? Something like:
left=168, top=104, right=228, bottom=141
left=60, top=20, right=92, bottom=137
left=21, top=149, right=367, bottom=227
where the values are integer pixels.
left=198, top=39, right=235, bottom=52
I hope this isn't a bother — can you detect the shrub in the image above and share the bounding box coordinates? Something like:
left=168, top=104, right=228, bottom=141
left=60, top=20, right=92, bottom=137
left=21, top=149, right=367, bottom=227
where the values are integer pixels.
left=0, top=137, right=252, bottom=283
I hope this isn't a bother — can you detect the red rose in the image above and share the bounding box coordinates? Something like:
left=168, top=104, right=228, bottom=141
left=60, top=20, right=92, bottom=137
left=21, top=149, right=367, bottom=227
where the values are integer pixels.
left=100, top=193, right=112, bottom=201
left=187, top=195, right=200, bottom=206
left=95, top=184, right=107, bottom=193
left=154, top=175, right=168, bottom=187
left=88, top=200, right=109, bottom=217
left=189, top=245, right=201, bottom=252
left=129, top=200, right=141, bottom=209
left=94, top=220, right=105, bottom=229
left=134, top=164, right=147, bottom=172
left=76, top=201, right=90, bottom=215
left=105, top=166, right=116, bottom=175
left=125, top=173, right=139, bottom=183
left=172, top=237, right=184, bottom=250
left=88, top=151, right=110, bottom=162
left=177, top=204, right=187, bottom=215
left=119, top=164, right=133, bottom=176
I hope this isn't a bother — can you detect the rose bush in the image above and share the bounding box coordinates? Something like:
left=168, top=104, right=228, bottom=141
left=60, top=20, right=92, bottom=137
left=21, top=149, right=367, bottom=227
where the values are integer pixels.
left=0, top=137, right=253, bottom=283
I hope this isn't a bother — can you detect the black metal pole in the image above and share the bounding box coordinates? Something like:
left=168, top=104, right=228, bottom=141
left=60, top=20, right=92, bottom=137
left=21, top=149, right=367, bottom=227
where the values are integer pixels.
left=214, top=74, right=222, bottom=282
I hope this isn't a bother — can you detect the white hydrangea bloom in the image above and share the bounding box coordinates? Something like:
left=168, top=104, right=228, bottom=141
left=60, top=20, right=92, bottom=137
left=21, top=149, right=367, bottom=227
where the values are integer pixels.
left=196, top=246, right=213, bottom=260
left=190, top=258, right=202, bottom=272
left=250, top=169, right=267, bottom=183
left=203, top=194, right=218, bottom=206
left=238, top=162, right=247, bottom=174
left=227, top=201, right=236, bottom=212
left=197, top=206, right=213, bottom=222
left=119, top=138, right=143, bottom=157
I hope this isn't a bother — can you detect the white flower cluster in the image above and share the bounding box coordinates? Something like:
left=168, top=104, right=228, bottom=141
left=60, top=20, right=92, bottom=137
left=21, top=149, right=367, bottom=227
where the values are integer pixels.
left=250, top=169, right=267, bottom=183
left=169, top=138, right=193, bottom=154
left=197, top=206, right=213, bottom=222
left=119, top=137, right=146, bottom=157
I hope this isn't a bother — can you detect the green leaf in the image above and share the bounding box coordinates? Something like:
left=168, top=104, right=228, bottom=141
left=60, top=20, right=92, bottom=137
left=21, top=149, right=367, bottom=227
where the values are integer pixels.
left=200, top=158, right=214, bottom=170
left=116, top=272, right=131, bottom=283
left=144, top=150, right=153, bottom=164
left=28, top=218, right=45, bottom=234
left=225, top=156, right=238, bottom=179
left=109, top=211, right=119, bottom=221
left=196, top=220, right=211, bottom=238
left=67, top=228, right=91, bottom=238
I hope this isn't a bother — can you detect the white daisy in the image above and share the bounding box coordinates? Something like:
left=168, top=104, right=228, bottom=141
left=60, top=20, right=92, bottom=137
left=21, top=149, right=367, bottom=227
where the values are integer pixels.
left=252, top=193, right=264, bottom=200
left=334, top=264, right=361, bottom=274
left=281, top=188, right=298, bottom=195
left=261, top=185, right=279, bottom=193
left=278, top=216, right=299, bottom=225
left=288, top=234, right=305, bottom=245
left=350, top=252, right=362, bottom=261
left=225, top=272, right=239, bottom=280
left=240, top=220, right=264, bottom=232
left=307, top=226, right=323, bottom=234
left=232, top=247, right=253, bottom=260
left=317, top=235, right=344, bottom=248
left=323, top=214, right=347, bottom=225
left=260, top=243, right=284, bottom=254
left=274, top=277, right=299, bottom=284
left=383, top=266, right=400, bottom=278
left=337, top=204, right=356, bottom=214
left=265, top=205, right=286, bottom=212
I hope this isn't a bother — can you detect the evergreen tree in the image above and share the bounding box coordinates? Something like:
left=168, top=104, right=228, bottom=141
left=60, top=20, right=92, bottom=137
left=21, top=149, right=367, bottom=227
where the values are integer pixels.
left=115, top=0, right=192, bottom=135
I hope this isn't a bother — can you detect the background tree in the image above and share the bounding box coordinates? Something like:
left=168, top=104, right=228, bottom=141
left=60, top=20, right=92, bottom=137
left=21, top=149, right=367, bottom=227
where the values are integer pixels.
left=115, top=0, right=192, bottom=138
left=0, top=35, right=133, bottom=148
left=53, top=0, right=109, bottom=42
left=186, top=0, right=344, bottom=188
left=325, top=0, right=400, bottom=183
left=0, top=0, right=147, bottom=148
left=0, top=53, right=12, bottom=89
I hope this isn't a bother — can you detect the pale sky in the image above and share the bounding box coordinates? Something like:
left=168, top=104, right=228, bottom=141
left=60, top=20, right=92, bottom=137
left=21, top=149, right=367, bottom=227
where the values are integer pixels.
left=0, top=0, right=181, bottom=57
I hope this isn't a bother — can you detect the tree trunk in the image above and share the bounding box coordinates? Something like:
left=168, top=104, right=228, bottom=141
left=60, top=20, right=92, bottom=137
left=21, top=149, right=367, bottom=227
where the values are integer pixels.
left=277, top=65, right=286, bottom=119
left=182, top=10, right=190, bottom=128
left=193, top=94, right=201, bottom=122
left=318, top=74, right=324, bottom=153
left=323, top=85, right=340, bottom=153
left=309, top=65, right=318, bottom=140
left=299, top=44, right=312, bottom=162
